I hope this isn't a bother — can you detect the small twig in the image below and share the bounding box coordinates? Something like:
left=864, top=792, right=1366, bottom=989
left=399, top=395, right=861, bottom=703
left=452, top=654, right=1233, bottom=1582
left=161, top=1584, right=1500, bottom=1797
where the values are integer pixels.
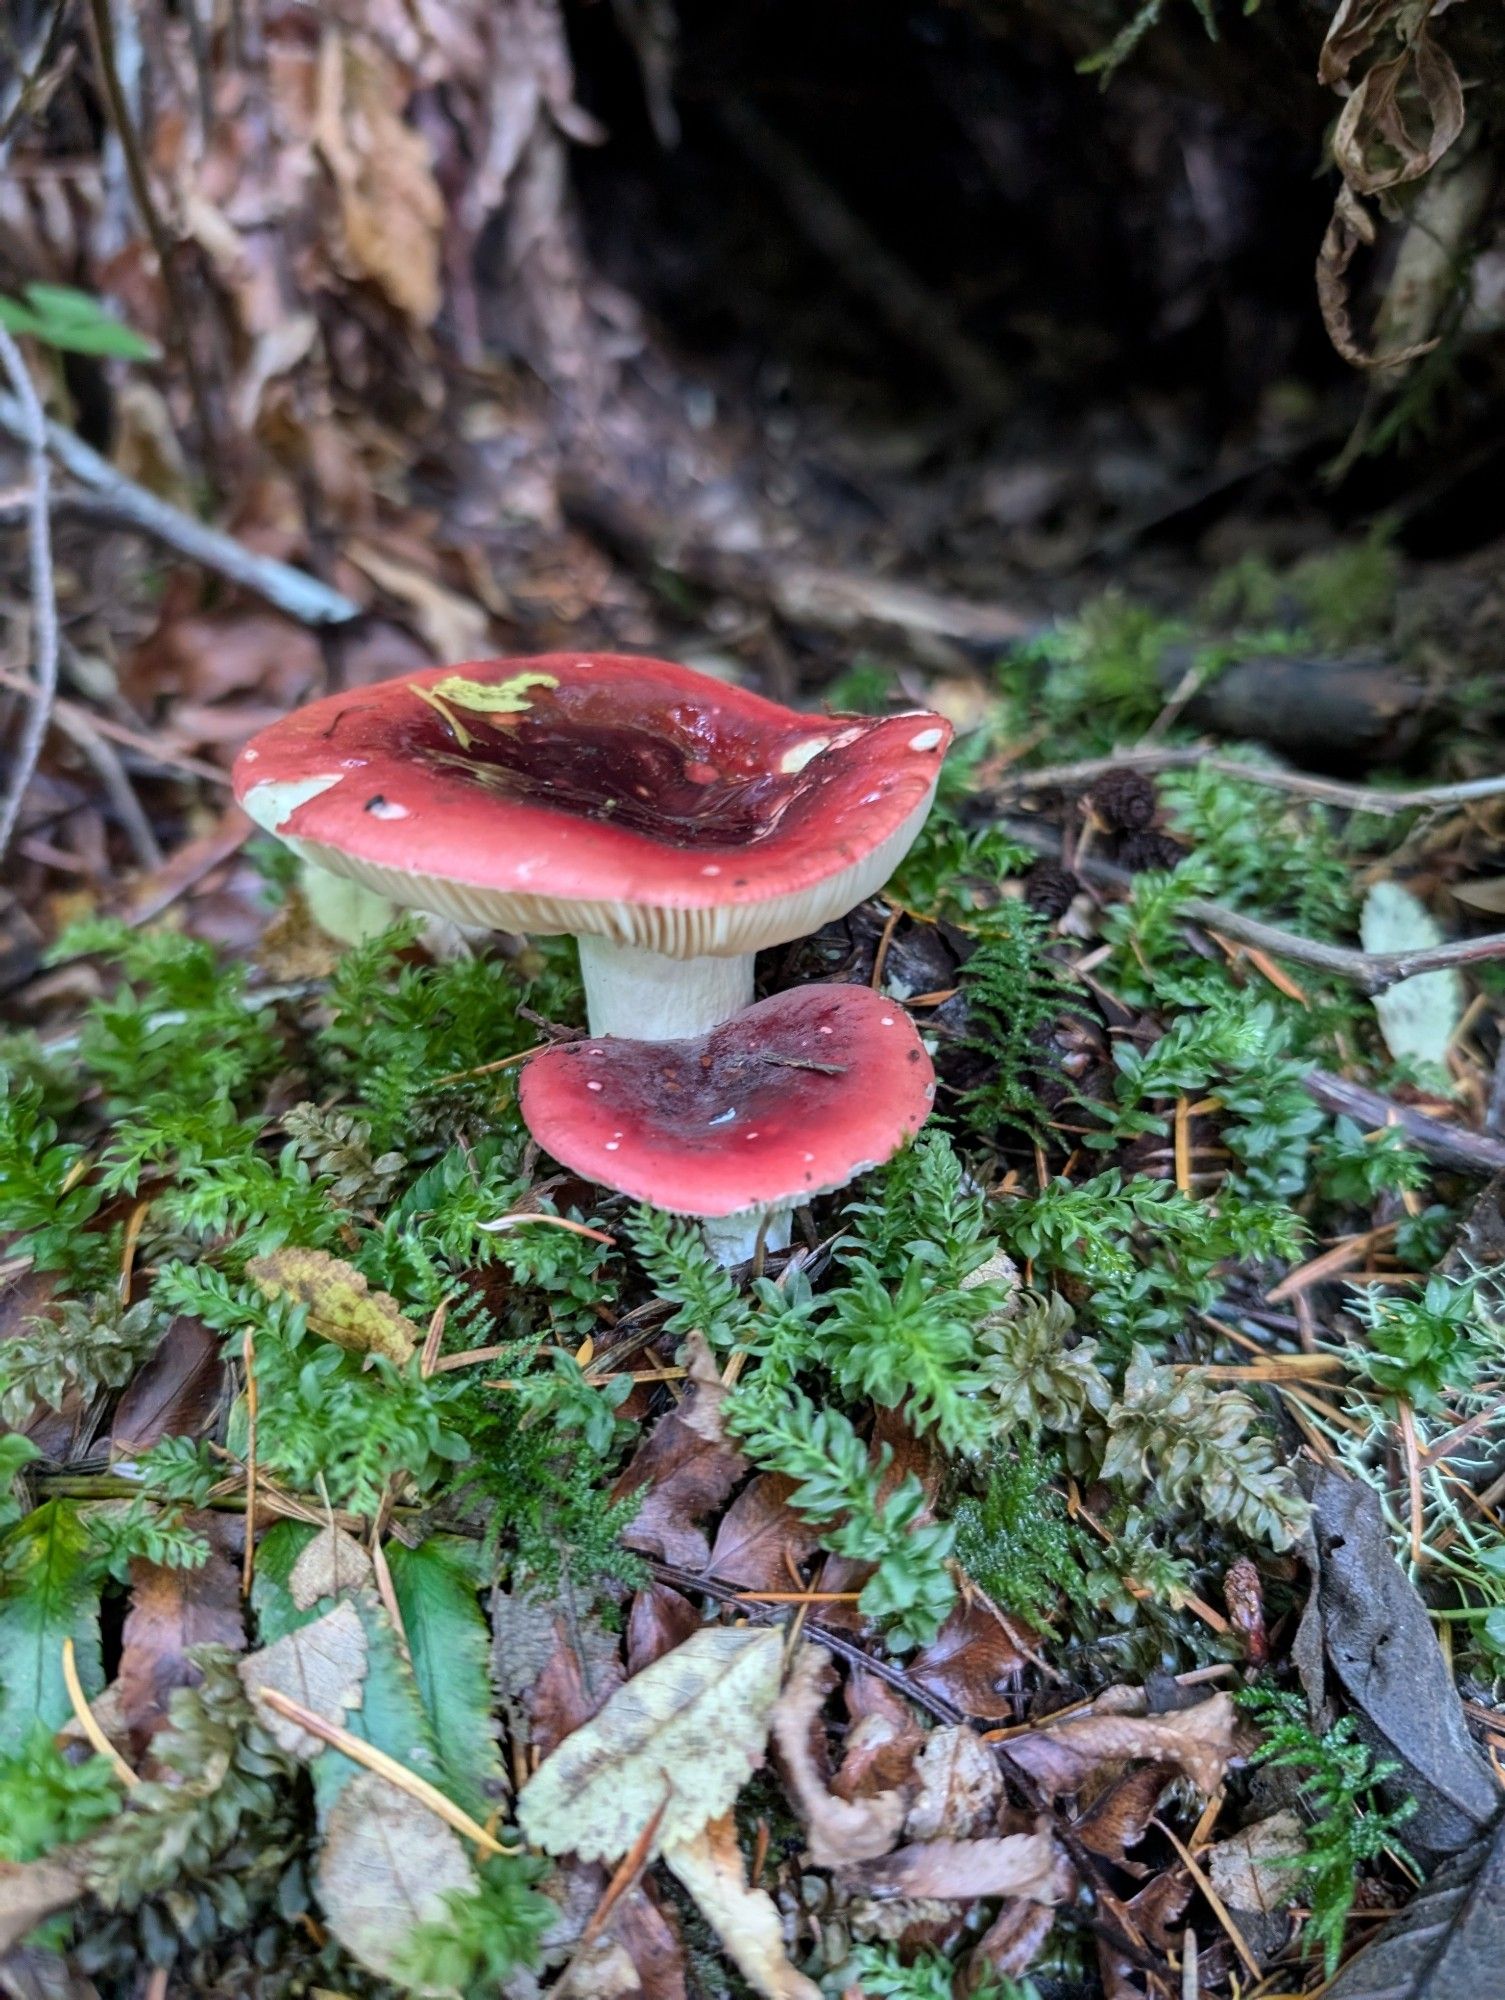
left=0, top=398, right=360, bottom=625
left=0, top=324, right=58, bottom=862
left=254, top=1688, right=520, bottom=1855
left=1004, top=816, right=1505, bottom=997
left=61, top=1636, right=138, bottom=1788
left=992, top=747, right=1505, bottom=820
left=1302, top=1069, right=1505, bottom=1175
left=241, top=1326, right=258, bottom=1595
left=0, top=668, right=231, bottom=785
left=47, top=697, right=163, bottom=867
left=478, top=1212, right=616, bottom=1244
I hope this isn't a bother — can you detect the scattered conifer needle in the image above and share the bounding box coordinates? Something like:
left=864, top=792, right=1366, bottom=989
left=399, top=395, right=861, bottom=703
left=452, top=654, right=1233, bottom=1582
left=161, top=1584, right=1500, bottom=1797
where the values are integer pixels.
left=1398, top=1399, right=1425, bottom=1568
left=1173, top=1095, right=1192, bottom=1193
left=61, top=1637, right=138, bottom=1789
left=255, top=1687, right=520, bottom=1856
left=431, top=1045, right=540, bottom=1087
left=478, top=1212, right=616, bottom=1243
left=1267, top=1222, right=1399, bottom=1302
left=578, top=1792, right=670, bottom=1949
left=1153, top=1817, right=1261, bottom=1982
left=870, top=900, right=903, bottom=991
left=242, top=1325, right=258, bottom=1595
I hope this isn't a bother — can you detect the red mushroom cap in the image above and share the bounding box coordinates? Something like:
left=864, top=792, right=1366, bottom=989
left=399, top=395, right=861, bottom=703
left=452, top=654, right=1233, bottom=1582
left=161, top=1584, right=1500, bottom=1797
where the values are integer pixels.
left=232, top=654, right=951, bottom=956
left=517, top=984, right=936, bottom=1218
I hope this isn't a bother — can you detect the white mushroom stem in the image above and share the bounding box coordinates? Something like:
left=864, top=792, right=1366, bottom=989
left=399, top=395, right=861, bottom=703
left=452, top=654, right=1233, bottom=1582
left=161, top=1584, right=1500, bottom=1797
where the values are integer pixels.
left=700, top=1207, right=793, bottom=1270
left=577, top=936, right=755, bottom=1040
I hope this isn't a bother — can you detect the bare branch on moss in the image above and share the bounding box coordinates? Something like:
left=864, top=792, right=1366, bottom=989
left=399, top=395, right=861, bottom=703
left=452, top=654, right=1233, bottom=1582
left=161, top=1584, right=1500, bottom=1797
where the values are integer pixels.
left=0, top=324, right=59, bottom=862
left=991, top=749, right=1505, bottom=820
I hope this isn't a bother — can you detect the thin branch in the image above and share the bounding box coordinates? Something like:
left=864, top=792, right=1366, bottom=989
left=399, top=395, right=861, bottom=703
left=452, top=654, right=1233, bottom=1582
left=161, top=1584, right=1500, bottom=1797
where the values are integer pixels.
left=47, top=696, right=163, bottom=867
left=1004, top=817, right=1505, bottom=996
left=0, top=399, right=360, bottom=625
left=1302, top=1070, right=1505, bottom=1176
left=0, top=667, right=231, bottom=785
left=0, top=324, right=59, bottom=861
left=990, top=746, right=1505, bottom=819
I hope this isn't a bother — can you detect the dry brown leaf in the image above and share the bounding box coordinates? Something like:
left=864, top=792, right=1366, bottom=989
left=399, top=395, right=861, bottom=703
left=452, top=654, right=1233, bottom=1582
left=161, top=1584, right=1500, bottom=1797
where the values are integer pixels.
left=0, top=1858, right=85, bottom=1956
left=565, top=1884, right=688, bottom=2000
left=626, top=1583, right=702, bottom=1675
left=833, top=1667, right=926, bottom=1801
left=1005, top=1691, right=1242, bottom=1799
left=1332, top=29, right=1464, bottom=196
left=1206, top=1810, right=1306, bottom=1916
left=247, top=1249, right=415, bottom=1365
left=904, top=1725, right=1001, bottom=1842
left=770, top=1647, right=904, bottom=1867
left=313, top=32, right=444, bottom=324
left=676, top=1330, right=731, bottom=1444
left=963, top=1897, right=1056, bottom=1991
left=345, top=541, right=489, bottom=662
left=613, top=1403, right=746, bottom=1571
left=238, top=1600, right=368, bottom=1758
left=118, top=1533, right=246, bottom=1748
left=910, top=1600, right=1026, bottom=1721
left=663, top=1815, right=821, bottom=2000
left=289, top=1526, right=376, bottom=1610
left=707, top=1474, right=818, bottom=1595
left=316, top=1768, right=473, bottom=1988
left=529, top=1609, right=627, bottom=1758
left=518, top=1626, right=782, bottom=1862
left=849, top=1828, right=1072, bottom=1905
left=1072, top=1761, right=1175, bottom=1865
left=110, top=1317, right=225, bottom=1455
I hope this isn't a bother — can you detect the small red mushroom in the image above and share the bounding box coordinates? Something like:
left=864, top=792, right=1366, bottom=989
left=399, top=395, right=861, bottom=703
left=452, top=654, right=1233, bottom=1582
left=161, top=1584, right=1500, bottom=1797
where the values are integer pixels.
left=518, top=983, right=937, bottom=1264
left=232, top=654, right=951, bottom=1038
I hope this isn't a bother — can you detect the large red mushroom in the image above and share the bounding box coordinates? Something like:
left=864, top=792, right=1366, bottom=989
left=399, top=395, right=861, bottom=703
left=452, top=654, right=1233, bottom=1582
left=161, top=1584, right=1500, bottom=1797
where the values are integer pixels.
left=518, top=983, right=937, bottom=1263
left=232, top=654, right=950, bottom=1038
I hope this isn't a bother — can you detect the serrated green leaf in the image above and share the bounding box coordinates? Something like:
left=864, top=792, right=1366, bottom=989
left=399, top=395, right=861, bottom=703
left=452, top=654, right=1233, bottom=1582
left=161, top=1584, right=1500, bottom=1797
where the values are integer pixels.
left=387, top=1536, right=505, bottom=1823
left=0, top=1501, right=103, bottom=1752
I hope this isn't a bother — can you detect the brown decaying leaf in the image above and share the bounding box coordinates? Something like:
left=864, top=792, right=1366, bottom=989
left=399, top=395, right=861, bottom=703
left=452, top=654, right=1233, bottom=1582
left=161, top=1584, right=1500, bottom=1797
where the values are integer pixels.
left=1072, top=1761, right=1175, bottom=1866
left=315, top=1768, right=473, bottom=1987
left=833, top=1666, right=927, bottom=1802
left=1004, top=1691, right=1242, bottom=1799
left=289, top=1525, right=377, bottom=1609
left=0, top=1859, right=85, bottom=1957
left=675, top=1330, right=731, bottom=1445
left=962, top=1897, right=1056, bottom=1993
left=910, top=1600, right=1026, bottom=1722
left=663, top=1814, right=822, bottom=2000
left=707, top=1473, right=819, bottom=1594
left=612, top=1402, right=746, bottom=1570
left=847, top=1828, right=1073, bottom=1905
left=246, top=1249, right=416, bottom=1364
left=530, top=1610, right=628, bottom=1759
left=904, top=1724, right=1002, bottom=1842
left=560, top=1884, right=688, bottom=2000
left=118, top=1529, right=245, bottom=1749
left=237, top=1599, right=368, bottom=1758
left=770, top=1647, right=905, bottom=1867
left=1206, top=1811, right=1306, bottom=1916
left=626, top=1584, right=702, bottom=1676
left=110, top=1316, right=225, bottom=1454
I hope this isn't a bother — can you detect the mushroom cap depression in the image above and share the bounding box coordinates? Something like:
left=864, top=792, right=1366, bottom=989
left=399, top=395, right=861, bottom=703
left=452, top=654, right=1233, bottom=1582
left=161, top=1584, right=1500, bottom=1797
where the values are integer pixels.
left=517, top=984, right=936, bottom=1218
left=232, top=654, right=951, bottom=958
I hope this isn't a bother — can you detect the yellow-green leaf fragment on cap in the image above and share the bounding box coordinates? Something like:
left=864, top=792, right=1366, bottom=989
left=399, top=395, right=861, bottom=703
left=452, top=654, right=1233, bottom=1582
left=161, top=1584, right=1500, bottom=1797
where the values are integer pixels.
left=517, top=1624, right=783, bottom=1863
left=428, top=670, right=559, bottom=715
left=247, top=1249, right=417, bottom=1365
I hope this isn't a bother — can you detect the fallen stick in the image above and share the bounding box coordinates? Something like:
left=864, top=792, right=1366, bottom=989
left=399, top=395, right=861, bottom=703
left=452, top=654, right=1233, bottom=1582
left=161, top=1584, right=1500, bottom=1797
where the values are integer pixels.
left=0, top=327, right=59, bottom=862
left=1301, top=1070, right=1505, bottom=1176
left=0, top=394, right=360, bottom=626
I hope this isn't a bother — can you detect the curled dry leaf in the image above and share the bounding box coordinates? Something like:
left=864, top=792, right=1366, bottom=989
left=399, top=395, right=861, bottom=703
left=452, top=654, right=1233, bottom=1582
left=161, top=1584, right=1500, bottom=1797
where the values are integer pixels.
left=315, top=1767, right=473, bottom=1990
left=770, top=1646, right=905, bottom=1867
left=708, top=1473, right=819, bottom=1595
left=246, top=1249, right=416, bottom=1365
left=964, top=1897, right=1057, bottom=1992
left=833, top=1667, right=927, bottom=1801
left=676, top=1329, right=732, bottom=1445
left=905, top=1725, right=1002, bottom=1842
left=663, top=1814, right=821, bottom=2000
left=518, top=1625, right=783, bottom=1863
left=1072, top=1761, right=1176, bottom=1866
left=849, top=1828, right=1072, bottom=1905
left=613, top=1401, right=746, bottom=1570
left=1004, top=1691, right=1242, bottom=1799
left=626, top=1583, right=702, bottom=1675
left=289, top=1524, right=376, bottom=1610
left=910, top=1600, right=1026, bottom=1721
left=237, top=1598, right=368, bottom=1758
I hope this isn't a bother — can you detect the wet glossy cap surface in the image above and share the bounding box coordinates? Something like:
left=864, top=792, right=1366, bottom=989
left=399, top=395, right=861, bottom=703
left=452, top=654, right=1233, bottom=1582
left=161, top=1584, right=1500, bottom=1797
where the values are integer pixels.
left=232, top=654, right=950, bottom=955
left=518, top=982, right=937, bottom=1217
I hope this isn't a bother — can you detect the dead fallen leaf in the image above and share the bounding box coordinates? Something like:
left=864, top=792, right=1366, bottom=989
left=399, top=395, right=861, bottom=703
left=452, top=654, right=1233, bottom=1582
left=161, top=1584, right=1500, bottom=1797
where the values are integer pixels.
left=316, top=1767, right=473, bottom=1988
left=238, top=1599, right=368, bottom=1757
left=290, top=1525, right=376, bottom=1609
left=1073, top=1761, right=1175, bottom=1866
left=247, top=1249, right=416, bottom=1365
left=910, top=1600, right=1026, bottom=1721
left=707, top=1474, right=818, bottom=1595
left=559, top=1884, right=688, bottom=2000
left=518, top=1625, right=783, bottom=1863
left=0, top=1858, right=85, bottom=1956
left=110, top=1317, right=225, bottom=1455
left=833, top=1668, right=927, bottom=1802
left=905, top=1724, right=1001, bottom=1842
left=1005, top=1691, right=1242, bottom=1798
left=663, top=1814, right=821, bottom=2000
left=771, top=1647, right=904, bottom=1867
left=962, top=1896, right=1056, bottom=1992
left=1207, top=1810, right=1306, bottom=1917
left=118, top=1530, right=245, bottom=1748
left=530, top=1609, right=627, bottom=1759
left=626, top=1583, right=702, bottom=1675
left=848, top=1828, right=1072, bottom=1904
left=613, top=1403, right=746, bottom=1571
left=676, top=1330, right=731, bottom=1445
left=345, top=540, right=489, bottom=662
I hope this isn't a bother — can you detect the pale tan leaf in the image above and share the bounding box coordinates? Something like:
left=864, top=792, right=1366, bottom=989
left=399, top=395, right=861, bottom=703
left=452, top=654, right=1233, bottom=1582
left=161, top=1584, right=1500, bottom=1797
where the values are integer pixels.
left=0, top=1857, right=85, bottom=1955
left=1005, top=1691, right=1243, bottom=1799
left=238, top=1600, right=368, bottom=1757
left=1207, top=1810, right=1306, bottom=1916
left=770, top=1647, right=903, bottom=1867
left=247, top=1249, right=416, bottom=1365
left=664, top=1815, right=821, bottom=2000
left=518, top=1626, right=782, bottom=1863
left=290, top=1526, right=376, bottom=1610
left=316, top=1767, right=473, bottom=1990
left=904, top=1724, right=1001, bottom=1841
left=849, top=1829, right=1072, bottom=1904
left=347, top=543, right=490, bottom=663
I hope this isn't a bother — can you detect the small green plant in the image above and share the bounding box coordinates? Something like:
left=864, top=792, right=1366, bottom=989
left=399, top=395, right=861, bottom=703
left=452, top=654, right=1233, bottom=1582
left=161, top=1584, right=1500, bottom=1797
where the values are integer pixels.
left=0, top=1727, right=120, bottom=1864
left=1348, top=1272, right=1490, bottom=1411
left=0, top=283, right=159, bottom=359
left=0, top=1297, right=165, bottom=1431
left=1238, top=1685, right=1417, bottom=1976
left=954, top=1439, right=1090, bottom=1624
left=396, top=1854, right=554, bottom=1994
left=841, top=1942, right=1041, bottom=1999
left=958, top=906, right=1084, bottom=1140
